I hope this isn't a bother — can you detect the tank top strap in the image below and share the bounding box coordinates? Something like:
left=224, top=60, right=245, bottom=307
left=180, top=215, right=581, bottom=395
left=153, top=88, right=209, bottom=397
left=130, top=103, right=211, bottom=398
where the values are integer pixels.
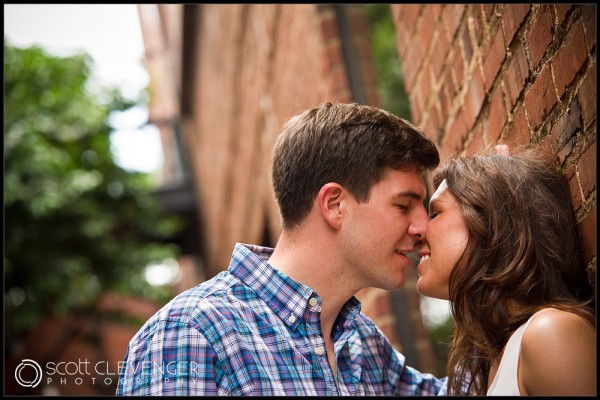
left=486, top=315, right=535, bottom=396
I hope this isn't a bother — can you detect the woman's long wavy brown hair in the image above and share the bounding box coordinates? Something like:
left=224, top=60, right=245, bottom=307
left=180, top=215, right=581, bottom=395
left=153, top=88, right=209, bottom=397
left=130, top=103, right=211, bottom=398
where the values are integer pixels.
left=433, top=148, right=595, bottom=395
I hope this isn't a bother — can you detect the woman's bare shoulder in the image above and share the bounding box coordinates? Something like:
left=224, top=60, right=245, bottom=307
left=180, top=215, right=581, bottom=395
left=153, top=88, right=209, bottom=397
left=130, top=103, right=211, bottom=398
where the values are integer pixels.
left=528, top=307, right=593, bottom=329
left=519, top=307, right=596, bottom=395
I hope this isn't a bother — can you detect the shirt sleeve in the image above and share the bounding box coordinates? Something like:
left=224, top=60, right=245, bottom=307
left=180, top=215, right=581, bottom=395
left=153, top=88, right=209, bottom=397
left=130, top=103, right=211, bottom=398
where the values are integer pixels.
left=381, top=334, right=447, bottom=396
left=115, top=320, right=225, bottom=396
left=397, top=362, right=448, bottom=396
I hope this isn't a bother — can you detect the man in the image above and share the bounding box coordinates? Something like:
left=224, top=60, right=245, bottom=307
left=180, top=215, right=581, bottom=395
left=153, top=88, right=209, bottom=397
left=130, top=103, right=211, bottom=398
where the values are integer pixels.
left=116, top=102, right=446, bottom=395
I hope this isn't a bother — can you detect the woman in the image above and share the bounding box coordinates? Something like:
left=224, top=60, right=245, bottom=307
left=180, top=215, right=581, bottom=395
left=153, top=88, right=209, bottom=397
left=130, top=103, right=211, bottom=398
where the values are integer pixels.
left=416, top=147, right=596, bottom=395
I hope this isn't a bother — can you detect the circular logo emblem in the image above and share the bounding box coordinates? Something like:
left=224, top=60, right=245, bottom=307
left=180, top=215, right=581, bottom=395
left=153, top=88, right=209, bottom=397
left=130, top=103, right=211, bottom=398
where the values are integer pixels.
left=15, top=359, right=43, bottom=388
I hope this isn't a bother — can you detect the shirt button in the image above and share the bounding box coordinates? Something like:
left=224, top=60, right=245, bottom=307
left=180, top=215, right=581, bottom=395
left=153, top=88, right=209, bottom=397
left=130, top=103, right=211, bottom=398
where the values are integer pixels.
left=288, top=315, right=296, bottom=323
left=309, top=297, right=318, bottom=306
left=315, top=346, right=324, bottom=356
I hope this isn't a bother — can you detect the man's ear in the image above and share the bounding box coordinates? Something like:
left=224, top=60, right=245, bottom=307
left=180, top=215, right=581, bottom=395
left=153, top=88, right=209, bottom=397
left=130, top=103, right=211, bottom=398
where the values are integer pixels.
left=317, top=182, right=345, bottom=230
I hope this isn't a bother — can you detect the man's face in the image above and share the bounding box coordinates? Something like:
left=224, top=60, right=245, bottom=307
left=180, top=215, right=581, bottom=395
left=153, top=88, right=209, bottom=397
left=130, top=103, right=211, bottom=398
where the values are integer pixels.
left=339, top=167, right=429, bottom=291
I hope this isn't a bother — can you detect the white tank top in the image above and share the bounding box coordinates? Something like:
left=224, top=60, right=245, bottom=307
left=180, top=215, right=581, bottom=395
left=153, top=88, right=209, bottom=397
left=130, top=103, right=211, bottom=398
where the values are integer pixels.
left=486, top=316, right=534, bottom=396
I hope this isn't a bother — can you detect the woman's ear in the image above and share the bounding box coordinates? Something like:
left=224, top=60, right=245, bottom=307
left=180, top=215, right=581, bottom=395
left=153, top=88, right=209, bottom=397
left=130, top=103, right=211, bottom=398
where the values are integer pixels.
left=317, top=182, right=344, bottom=230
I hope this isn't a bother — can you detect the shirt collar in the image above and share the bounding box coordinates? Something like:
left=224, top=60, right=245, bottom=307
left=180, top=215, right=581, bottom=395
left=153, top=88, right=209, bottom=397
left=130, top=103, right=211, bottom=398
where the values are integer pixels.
left=229, top=242, right=362, bottom=330
left=229, top=243, right=313, bottom=329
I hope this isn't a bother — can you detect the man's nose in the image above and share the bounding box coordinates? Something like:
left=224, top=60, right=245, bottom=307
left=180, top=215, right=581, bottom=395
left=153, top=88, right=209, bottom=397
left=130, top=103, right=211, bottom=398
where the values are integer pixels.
left=408, top=205, right=429, bottom=246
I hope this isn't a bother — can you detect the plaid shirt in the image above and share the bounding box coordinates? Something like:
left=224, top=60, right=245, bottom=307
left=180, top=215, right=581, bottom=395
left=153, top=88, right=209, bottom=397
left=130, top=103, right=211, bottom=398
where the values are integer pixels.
left=116, top=243, right=447, bottom=396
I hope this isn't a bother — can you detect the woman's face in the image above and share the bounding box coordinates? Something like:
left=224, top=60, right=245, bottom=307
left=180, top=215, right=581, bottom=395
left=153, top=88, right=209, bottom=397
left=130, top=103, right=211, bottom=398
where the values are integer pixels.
left=416, top=180, right=469, bottom=300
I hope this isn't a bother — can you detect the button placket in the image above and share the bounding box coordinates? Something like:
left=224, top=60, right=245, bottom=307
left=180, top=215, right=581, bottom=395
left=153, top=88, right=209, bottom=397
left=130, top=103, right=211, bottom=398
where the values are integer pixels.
left=303, top=295, right=339, bottom=393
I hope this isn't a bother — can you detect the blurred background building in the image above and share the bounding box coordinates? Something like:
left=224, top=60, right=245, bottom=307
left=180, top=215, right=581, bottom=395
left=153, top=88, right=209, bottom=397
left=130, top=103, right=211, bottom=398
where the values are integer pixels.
left=4, top=4, right=595, bottom=396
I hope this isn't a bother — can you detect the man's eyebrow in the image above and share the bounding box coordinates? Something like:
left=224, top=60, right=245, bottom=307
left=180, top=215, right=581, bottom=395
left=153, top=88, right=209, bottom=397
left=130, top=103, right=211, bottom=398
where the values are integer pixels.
left=392, top=191, right=424, bottom=201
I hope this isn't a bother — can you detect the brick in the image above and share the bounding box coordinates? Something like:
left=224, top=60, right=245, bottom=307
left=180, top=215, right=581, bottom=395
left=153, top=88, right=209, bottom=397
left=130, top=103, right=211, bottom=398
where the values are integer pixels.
left=406, top=286, right=423, bottom=312
left=483, top=4, right=494, bottom=22
left=578, top=65, right=596, bottom=129
left=422, top=114, right=438, bottom=140
left=551, top=21, right=587, bottom=99
left=416, top=12, right=435, bottom=54
left=331, top=65, right=349, bottom=92
left=556, top=135, right=576, bottom=165
left=554, top=4, right=571, bottom=27
left=416, top=338, right=439, bottom=374
left=452, top=47, right=466, bottom=92
left=471, top=4, right=485, bottom=44
left=430, top=34, right=447, bottom=79
left=507, top=106, right=531, bottom=147
left=485, top=86, right=508, bottom=143
left=441, top=111, right=468, bottom=160
left=365, top=89, right=381, bottom=107
left=409, top=89, right=424, bottom=123
left=482, top=26, right=506, bottom=91
left=581, top=5, right=596, bottom=52
left=324, top=42, right=343, bottom=66
left=320, top=13, right=339, bottom=42
left=405, top=5, right=422, bottom=33
left=391, top=4, right=405, bottom=25
left=503, top=41, right=529, bottom=108
left=462, top=22, right=474, bottom=62
left=502, top=4, right=530, bottom=46
left=429, top=100, right=443, bottom=133
left=379, top=323, right=399, bottom=346
left=403, top=43, right=424, bottom=91
left=565, top=165, right=582, bottom=212
left=421, top=64, right=434, bottom=106
left=372, top=290, right=393, bottom=318
left=463, top=68, right=486, bottom=128
left=429, top=3, right=443, bottom=24
left=439, top=84, right=451, bottom=120
left=538, top=135, right=554, bottom=156
left=549, top=97, right=582, bottom=152
left=411, top=315, right=430, bottom=338
left=527, top=4, right=554, bottom=69
left=395, top=33, right=408, bottom=61
left=466, top=122, right=485, bottom=155
left=442, top=3, right=465, bottom=42
left=524, top=64, right=556, bottom=130
left=577, top=206, right=596, bottom=264
left=578, top=141, right=596, bottom=199
left=347, top=6, right=370, bottom=35
left=358, top=58, right=378, bottom=87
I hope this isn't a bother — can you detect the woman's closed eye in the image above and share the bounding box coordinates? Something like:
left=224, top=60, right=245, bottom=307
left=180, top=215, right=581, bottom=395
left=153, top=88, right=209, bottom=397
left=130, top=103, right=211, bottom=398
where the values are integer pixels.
left=429, top=210, right=440, bottom=220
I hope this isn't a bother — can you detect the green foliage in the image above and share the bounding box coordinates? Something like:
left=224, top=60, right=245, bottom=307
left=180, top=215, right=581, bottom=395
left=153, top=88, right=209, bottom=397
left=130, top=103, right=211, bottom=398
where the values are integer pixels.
left=4, top=38, right=182, bottom=339
left=364, top=4, right=411, bottom=120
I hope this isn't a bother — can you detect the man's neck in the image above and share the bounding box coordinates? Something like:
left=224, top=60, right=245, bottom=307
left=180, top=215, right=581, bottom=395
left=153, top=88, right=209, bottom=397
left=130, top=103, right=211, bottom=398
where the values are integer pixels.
left=267, top=228, right=357, bottom=340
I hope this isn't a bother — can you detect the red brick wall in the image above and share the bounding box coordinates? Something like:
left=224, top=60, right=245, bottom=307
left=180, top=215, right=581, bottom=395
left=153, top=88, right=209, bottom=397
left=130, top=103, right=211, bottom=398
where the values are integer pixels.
left=186, top=4, right=341, bottom=273
left=392, top=4, right=596, bottom=280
